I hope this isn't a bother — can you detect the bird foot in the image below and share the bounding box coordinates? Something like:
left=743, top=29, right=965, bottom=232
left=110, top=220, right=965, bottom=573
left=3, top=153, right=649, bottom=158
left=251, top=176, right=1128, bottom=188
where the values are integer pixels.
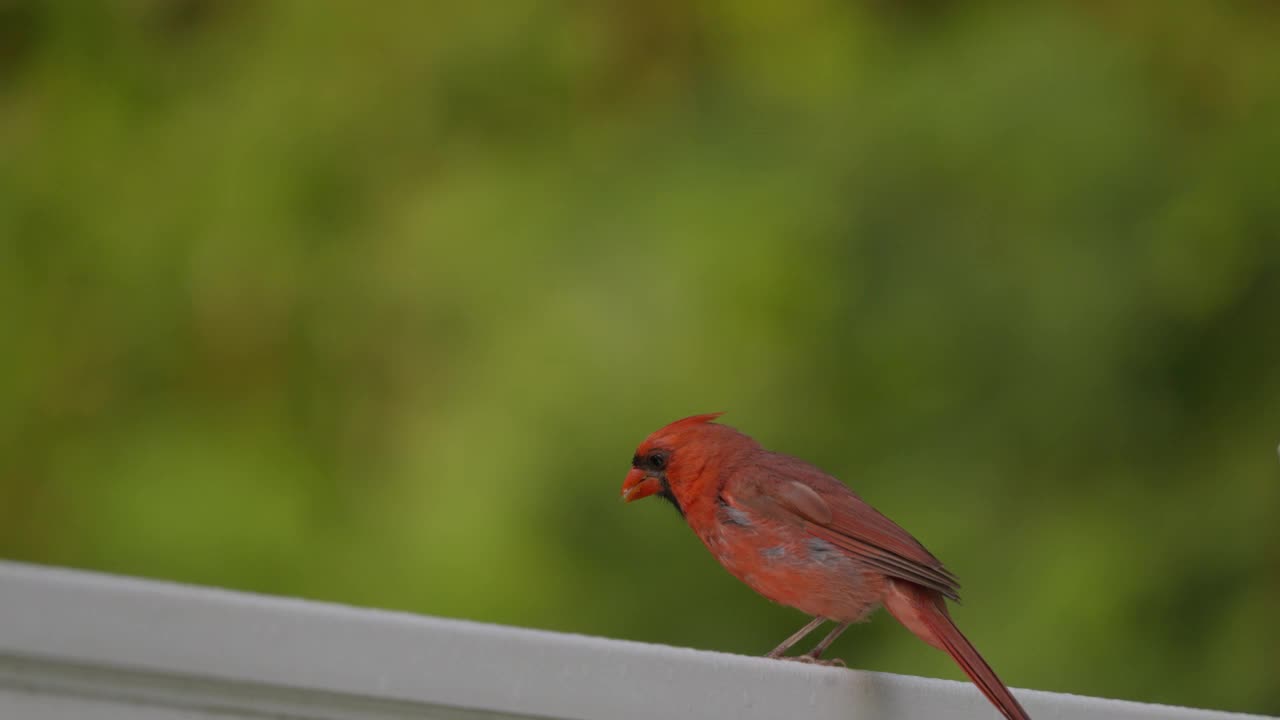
left=773, top=655, right=846, bottom=668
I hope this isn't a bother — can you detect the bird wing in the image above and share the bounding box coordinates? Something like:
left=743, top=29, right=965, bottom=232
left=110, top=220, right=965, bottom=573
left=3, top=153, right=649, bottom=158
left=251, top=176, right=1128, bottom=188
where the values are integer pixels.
left=728, top=458, right=962, bottom=601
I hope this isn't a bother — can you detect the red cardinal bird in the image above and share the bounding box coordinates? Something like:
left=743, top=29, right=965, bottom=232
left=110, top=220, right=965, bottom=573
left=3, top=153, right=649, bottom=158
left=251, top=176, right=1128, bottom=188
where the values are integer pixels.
left=621, top=413, right=1030, bottom=720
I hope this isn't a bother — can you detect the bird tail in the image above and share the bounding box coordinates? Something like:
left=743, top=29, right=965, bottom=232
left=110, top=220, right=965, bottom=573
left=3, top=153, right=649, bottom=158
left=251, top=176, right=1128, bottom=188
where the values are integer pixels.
left=883, top=578, right=1030, bottom=720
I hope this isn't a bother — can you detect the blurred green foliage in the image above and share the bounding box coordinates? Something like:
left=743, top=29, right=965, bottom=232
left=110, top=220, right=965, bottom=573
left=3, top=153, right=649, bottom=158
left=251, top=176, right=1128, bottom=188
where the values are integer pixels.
left=2, top=1, right=1278, bottom=714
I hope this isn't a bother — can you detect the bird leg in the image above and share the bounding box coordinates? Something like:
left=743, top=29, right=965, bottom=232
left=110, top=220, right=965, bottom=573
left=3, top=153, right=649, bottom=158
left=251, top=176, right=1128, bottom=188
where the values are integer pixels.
left=765, top=616, right=826, bottom=659
left=767, top=618, right=851, bottom=668
left=799, top=621, right=851, bottom=666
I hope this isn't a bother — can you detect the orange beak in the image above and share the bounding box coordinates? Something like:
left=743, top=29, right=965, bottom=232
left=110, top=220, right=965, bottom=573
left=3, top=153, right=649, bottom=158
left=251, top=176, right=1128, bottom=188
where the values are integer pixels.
left=621, top=468, right=661, bottom=502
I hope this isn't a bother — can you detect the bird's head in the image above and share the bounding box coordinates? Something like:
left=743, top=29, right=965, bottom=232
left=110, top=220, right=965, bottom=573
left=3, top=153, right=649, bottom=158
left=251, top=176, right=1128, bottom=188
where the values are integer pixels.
left=621, top=412, right=755, bottom=516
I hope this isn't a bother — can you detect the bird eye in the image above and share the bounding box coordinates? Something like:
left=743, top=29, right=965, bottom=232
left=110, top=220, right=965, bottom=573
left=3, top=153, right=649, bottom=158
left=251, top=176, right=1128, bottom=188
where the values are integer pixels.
left=648, top=452, right=667, bottom=471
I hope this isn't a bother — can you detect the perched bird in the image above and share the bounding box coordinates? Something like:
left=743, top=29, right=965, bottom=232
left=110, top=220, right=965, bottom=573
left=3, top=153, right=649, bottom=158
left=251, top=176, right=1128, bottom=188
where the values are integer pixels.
left=621, top=413, right=1030, bottom=720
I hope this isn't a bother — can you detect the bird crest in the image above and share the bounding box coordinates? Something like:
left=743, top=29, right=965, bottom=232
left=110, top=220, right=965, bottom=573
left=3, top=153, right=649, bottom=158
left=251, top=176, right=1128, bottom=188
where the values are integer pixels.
left=665, top=412, right=725, bottom=431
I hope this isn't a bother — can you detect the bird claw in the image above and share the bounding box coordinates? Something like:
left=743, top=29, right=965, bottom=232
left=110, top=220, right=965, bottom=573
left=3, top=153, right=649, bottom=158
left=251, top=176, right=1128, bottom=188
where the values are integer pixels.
left=774, top=655, right=846, bottom=668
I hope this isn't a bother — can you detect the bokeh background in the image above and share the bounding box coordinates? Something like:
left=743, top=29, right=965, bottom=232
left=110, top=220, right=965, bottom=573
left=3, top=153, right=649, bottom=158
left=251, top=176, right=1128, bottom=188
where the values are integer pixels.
left=2, top=1, right=1278, bottom=715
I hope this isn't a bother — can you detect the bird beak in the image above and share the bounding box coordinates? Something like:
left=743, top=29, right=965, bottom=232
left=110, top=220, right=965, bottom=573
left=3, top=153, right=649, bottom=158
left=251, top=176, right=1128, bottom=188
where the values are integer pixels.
left=621, top=468, right=661, bottom=502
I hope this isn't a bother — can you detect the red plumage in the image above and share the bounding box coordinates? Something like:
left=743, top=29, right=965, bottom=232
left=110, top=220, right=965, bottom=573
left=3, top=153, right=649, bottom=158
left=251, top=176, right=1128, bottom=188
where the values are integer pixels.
left=622, top=413, right=1030, bottom=720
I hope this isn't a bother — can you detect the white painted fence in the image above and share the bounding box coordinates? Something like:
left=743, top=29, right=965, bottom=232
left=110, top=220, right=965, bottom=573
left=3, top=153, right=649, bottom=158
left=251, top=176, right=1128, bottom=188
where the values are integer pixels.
left=0, top=561, right=1268, bottom=720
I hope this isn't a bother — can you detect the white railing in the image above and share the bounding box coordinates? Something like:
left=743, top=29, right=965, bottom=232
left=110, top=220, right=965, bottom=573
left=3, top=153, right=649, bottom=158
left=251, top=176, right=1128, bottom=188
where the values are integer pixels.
left=0, top=561, right=1268, bottom=720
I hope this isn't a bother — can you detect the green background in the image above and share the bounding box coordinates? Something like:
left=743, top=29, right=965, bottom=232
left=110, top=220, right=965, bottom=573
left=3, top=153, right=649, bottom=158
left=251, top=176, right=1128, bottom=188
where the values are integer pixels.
left=2, top=2, right=1278, bottom=715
